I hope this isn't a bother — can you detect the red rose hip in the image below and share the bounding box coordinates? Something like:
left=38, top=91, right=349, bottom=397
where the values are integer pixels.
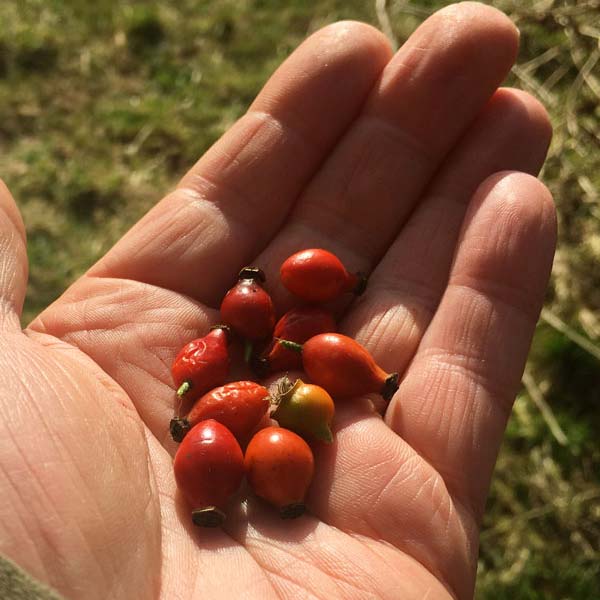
left=171, top=326, right=231, bottom=401
left=220, top=267, right=276, bottom=341
left=280, top=249, right=366, bottom=303
left=170, top=381, right=270, bottom=444
left=279, top=333, right=399, bottom=402
left=245, top=427, right=314, bottom=519
left=174, top=419, right=244, bottom=527
left=255, top=306, right=336, bottom=375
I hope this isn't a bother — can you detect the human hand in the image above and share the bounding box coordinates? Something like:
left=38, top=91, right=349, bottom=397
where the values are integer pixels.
left=0, top=3, right=556, bottom=599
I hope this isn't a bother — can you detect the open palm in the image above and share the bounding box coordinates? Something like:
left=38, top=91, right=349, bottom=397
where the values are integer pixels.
left=0, top=4, right=556, bottom=599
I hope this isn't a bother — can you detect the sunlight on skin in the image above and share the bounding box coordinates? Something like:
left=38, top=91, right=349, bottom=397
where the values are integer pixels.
left=0, top=3, right=556, bottom=599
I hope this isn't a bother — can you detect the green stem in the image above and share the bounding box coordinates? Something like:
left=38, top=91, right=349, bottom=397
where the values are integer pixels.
left=243, top=340, right=254, bottom=363
left=313, top=422, right=333, bottom=444
left=177, top=380, right=192, bottom=397
left=276, top=338, right=303, bottom=353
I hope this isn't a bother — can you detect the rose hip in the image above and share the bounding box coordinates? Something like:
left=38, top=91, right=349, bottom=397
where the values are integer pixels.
left=245, top=426, right=314, bottom=519
left=278, top=333, right=399, bottom=402
left=254, top=306, right=336, bottom=375
left=272, top=378, right=334, bottom=443
left=174, top=419, right=244, bottom=527
left=170, top=381, right=270, bottom=444
left=171, top=326, right=231, bottom=401
left=280, top=249, right=366, bottom=303
left=220, top=267, right=276, bottom=341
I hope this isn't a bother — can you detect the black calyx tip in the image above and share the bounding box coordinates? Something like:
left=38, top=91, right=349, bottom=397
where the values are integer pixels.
left=210, top=323, right=233, bottom=342
left=353, top=272, right=368, bottom=296
left=170, top=417, right=191, bottom=442
left=238, top=266, right=266, bottom=283
left=381, top=372, right=399, bottom=402
left=250, top=355, right=270, bottom=378
left=279, top=502, right=306, bottom=519
left=191, top=507, right=226, bottom=528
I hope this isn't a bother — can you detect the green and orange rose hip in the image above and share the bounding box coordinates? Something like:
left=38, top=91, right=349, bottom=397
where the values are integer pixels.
left=272, top=377, right=334, bottom=443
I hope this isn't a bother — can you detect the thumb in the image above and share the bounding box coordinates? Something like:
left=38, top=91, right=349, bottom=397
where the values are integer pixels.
left=0, top=180, right=28, bottom=330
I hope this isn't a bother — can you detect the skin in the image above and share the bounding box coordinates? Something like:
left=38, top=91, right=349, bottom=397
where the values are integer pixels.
left=0, top=4, right=556, bottom=600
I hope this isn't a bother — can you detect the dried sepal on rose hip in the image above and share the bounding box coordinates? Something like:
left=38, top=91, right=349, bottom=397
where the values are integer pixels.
left=253, top=306, right=336, bottom=376
left=170, top=381, right=270, bottom=444
left=280, top=248, right=367, bottom=303
left=271, top=377, right=334, bottom=443
left=171, top=325, right=231, bottom=402
left=277, top=333, right=399, bottom=402
left=245, top=426, right=314, bottom=519
left=174, top=419, right=244, bottom=527
left=220, top=267, right=276, bottom=361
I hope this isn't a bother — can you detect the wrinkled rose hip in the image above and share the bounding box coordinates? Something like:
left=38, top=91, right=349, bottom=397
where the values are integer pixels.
left=170, top=381, right=270, bottom=444
left=171, top=326, right=231, bottom=401
left=272, top=378, right=334, bottom=443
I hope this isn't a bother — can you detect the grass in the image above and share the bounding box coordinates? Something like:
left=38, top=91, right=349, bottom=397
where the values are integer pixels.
left=1, top=0, right=599, bottom=597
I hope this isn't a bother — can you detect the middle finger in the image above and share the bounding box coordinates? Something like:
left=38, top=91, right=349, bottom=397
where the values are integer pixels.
left=253, top=3, right=520, bottom=306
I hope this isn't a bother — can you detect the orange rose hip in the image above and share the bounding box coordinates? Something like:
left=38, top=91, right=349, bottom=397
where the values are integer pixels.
left=280, top=248, right=366, bottom=303
left=278, top=333, right=399, bottom=402
left=245, top=427, right=314, bottom=519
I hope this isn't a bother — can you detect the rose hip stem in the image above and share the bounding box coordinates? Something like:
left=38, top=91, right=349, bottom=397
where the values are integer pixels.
left=277, top=333, right=399, bottom=402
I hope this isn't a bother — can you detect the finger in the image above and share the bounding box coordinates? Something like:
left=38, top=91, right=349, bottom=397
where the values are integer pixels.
left=89, top=22, right=391, bottom=306
left=309, top=404, right=478, bottom=600
left=0, top=180, right=28, bottom=331
left=251, top=3, right=520, bottom=307
left=387, top=171, right=556, bottom=519
left=343, top=87, right=552, bottom=373
left=293, top=92, right=552, bottom=598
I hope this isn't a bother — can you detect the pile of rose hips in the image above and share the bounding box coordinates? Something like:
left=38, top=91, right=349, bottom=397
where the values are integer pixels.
left=171, top=249, right=399, bottom=527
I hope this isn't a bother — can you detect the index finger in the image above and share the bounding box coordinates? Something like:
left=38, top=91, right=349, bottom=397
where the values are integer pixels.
left=88, top=22, right=392, bottom=306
